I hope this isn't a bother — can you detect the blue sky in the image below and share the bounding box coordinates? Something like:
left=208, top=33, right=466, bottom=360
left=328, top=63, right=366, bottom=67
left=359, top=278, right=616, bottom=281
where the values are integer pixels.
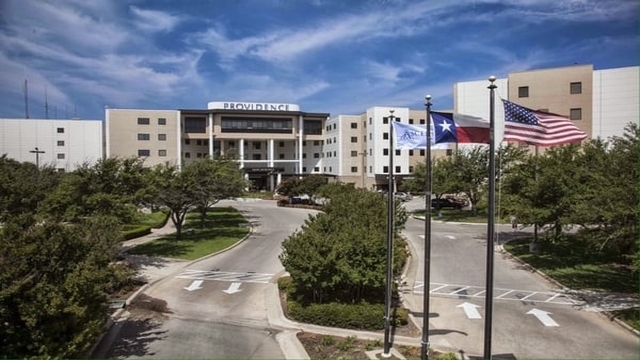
left=1, top=0, right=637, bottom=120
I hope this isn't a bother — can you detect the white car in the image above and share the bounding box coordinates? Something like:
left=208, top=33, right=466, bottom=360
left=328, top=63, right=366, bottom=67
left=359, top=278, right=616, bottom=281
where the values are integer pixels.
left=394, top=192, right=412, bottom=201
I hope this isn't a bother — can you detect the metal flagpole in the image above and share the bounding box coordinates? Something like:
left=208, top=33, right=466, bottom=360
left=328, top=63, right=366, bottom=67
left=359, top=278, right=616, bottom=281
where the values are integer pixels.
left=383, top=109, right=396, bottom=357
left=421, top=95, right=433, bottom=360
left=483, top=76, right=497, bottom=359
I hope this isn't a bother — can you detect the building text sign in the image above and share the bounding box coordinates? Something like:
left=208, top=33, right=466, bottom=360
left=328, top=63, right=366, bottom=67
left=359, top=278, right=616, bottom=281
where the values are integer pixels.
left=208, top=101, right=300, bottom=112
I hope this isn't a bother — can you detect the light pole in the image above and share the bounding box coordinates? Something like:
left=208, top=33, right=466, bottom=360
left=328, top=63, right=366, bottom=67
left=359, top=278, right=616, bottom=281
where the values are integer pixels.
left=30, top=147, right=45, bottom=168
left=382, top=109, right=395, bottom=358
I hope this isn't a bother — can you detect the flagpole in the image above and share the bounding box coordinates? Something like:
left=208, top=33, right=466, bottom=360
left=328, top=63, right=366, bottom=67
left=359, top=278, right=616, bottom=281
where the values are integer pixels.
left=383, top=109, right=396, bottom=358
left=483, top=76, right=497, bottom=359
left=421, top=95, right=433, bottom=360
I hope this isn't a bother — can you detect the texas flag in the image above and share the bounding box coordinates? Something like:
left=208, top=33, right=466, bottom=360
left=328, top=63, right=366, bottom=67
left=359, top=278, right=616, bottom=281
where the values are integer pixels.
left=431, top=111, right=490, bottom=144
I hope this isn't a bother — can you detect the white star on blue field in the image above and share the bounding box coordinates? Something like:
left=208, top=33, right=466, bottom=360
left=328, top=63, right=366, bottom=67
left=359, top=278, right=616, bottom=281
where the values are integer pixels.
left=0, top=0, right=637, bottom=120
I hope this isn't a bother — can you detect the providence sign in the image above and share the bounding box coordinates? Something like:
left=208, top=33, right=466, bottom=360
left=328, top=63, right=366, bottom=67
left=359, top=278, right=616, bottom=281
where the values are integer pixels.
left=208, top=101, right=300, bottom=112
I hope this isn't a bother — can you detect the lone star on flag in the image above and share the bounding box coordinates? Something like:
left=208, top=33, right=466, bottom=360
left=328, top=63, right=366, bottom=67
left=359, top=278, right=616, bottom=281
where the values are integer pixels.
left=439, top=121, right=452, bottom=132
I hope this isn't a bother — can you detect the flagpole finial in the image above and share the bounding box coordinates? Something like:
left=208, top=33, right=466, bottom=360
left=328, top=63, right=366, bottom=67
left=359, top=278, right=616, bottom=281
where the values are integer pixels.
left=489, top=75, right=496, bottom=82
left=425, top=95, right=432, bottom=107
left=389, top=109, right=395, bottom=115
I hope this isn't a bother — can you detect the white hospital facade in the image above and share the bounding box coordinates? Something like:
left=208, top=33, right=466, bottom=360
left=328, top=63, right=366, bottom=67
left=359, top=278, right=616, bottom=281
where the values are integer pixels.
left=1, top=64, right=638, bottom=191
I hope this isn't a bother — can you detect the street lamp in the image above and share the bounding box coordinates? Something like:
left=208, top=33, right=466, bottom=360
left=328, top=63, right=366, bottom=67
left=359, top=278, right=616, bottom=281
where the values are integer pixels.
left=30, top=147, right=45, bottom=168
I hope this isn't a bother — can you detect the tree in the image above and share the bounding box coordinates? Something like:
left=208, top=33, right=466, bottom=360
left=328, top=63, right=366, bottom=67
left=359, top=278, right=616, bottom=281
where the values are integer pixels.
left=0, top=155, right=60, bottom=223
left=38, top=157, right=147, bottom=223
left=280, top=184, right=407, bottom=304
left=298, top=175, right=328, bottom=200
left=184, top=156, right=247, bottom=227
left=148, top=163, right=196, bottom=239
left=0, top=215, right=127, bottom=358
left=276, top=177, right=302, bottom=198
left=449, top=146, right=489, bottom=215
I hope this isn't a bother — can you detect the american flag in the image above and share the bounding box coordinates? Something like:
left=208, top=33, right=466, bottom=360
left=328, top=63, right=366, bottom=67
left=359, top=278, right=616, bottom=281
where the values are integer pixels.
left=502, top=99, right=587, bottom=146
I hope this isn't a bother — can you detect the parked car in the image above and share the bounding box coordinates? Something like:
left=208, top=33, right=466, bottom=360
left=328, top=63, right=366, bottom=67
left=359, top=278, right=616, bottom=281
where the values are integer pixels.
left=431, top=197, right=464, bottom=210
left=394, top=192, right=412, bottom=201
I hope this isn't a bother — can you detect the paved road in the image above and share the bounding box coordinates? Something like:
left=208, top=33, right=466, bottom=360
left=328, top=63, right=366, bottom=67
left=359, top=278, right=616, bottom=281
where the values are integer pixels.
left=401, top=197, right=639, bottom=359
left=99, top=200, right=318, bottom=359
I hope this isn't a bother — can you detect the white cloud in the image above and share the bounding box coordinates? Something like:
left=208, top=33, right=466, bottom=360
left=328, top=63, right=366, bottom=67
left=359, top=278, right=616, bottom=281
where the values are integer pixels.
left=130, top=6, right=182, bottom=32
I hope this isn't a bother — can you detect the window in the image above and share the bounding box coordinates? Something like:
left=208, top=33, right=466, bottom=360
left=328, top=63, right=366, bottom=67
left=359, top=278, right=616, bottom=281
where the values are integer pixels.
left=369, top=117, right=372, bottom=125
left=419, top=119, right=425, bottom=125
left=333, top=124, right=336, bottom=130
left=185, top=152, right=191, bottom=158
left=396, top=150, right=401, bottom=156
left=409, top=118, right=414, bottom=124
left=420, top=149, right=425, bottom=156
left=137, top=133, right=150, bottom=141
left=409, top=166, right=414, bottom=173
left=303, top=167, right=307, bottom=172
left=185, top=139, right=190, bottom=145
left=383, top=166, right=388, bottom=173
left=351, top=136, right=358, bottom=143
left=518, top=86, right=529, bottom=98
left=351, top=122, right=358, bottom=129
left=383, top=132, right=388, bottom=140
left=314, top=140, right=320, bottom=146
left=57, top=153, right=65, bottom=159
left=204, top=140, right=208, bottom=146
left=303, top=153, right=307, bottom=158
left=383, top=148, right=389, bottom=155
left=184, top=117, right=206, bottom=133
left=279, top=141, right=285, bottom=147
left=570, top=82, right=582, bottom=94
left=196, top=140, right=202, bottom=146
left=570, top=108, right=582, bottom=120
left=369, top=166, right=372, bottom=173
left=158, top=118, right=166, bottom=125
left=333, top=151, right=336, bottom=157
left=409, top=150, right=414, bottom=156
left=197, top=153, right=203, bottom=158
left=302, top=141, right=307, bottom=146
left=158, top=149, right=167, bottom=157
left=446, top=149, right=453, bottom=156
left=253, top=141, right=261, bottom=149
left=158, top=134, right=167, bottom=141
left=314, top=167, right=319, bottom=172
left=351, top=151, right=358, bottom=157
left=329, top=166, right=332, bottom=172
left=57, top=140, right=64, bottom=146
left=57, top=168, right=65, bottom=173
left=279, top=154, right=285, bottom=159
left=395, top=166, right=401, bottom=173
left=57, top=127, right=64, bottom=133
left=138, top=149, right=150, bottom=156
left=314, top=153, right=320, bottom=158
left=137, top=118, right=150, bottom=125
left=383, top=117, right=389, bottom=124
left=351, top=166, right=358, bottom=173
left=228, top=141, right=235, bottom=147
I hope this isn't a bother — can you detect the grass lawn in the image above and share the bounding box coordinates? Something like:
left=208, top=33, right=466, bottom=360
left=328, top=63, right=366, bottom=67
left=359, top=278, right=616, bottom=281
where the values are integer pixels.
left=127, top=207, right=249, bottom=261
left=138, top=210, right=169, bottom=228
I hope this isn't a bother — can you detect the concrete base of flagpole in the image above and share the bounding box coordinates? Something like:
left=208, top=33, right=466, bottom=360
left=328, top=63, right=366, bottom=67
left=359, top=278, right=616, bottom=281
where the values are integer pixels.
left=366, top=347, right=406, bottom=359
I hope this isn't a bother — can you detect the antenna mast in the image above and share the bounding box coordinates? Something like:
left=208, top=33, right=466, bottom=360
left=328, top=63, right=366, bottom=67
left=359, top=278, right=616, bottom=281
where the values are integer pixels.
left=24, top=78, right=29, bottom=118
left=44, top=85, right=50, bottom=119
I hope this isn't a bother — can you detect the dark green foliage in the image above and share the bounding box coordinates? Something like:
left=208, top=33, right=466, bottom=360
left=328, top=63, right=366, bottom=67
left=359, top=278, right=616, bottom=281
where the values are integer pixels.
left=287, top=300, right=407, bottom=330
left=122, top=224, right=152, bottom=240
left=279, top=184, right=408, bottom=304
left=0, top=216, right=127, bottom=358
left=0, top=155, right=61, bottom=223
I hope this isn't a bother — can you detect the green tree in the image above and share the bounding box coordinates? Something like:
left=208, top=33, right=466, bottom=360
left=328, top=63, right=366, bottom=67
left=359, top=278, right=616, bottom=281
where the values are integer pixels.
left=276, top=177, right=302, bottom=198
left=149, top=163, right=196, bottom=239
left=298, top=175, right=328, bottom=200
left=184, top=156, right=247, bottom=227
left=0, top=156, right=60, bottom=222
left=280, top=184, right=407, bottom=304
left=450, top=146, right=488, bottom=215
left=0, top=215, right=127, bottom=358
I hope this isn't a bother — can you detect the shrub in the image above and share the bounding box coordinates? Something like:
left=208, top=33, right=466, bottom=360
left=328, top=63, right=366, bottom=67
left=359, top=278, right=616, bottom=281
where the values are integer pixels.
left=122, top=225, right=151, bottom=240
left=286, top=300, right=408, bottom=330
left=277, top=199, right=289, bottom=207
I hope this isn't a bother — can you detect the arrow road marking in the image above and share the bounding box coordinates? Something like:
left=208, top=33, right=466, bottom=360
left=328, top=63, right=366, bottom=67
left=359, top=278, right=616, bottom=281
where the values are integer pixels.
left=183, top=280, right=203, bottom=292
left=457, top=302, right=482, bottom=319
left=527, top=308, right=559, bottom=327
left=445, top=235, right=456, bottom=239
left=222, top=282, right=242, bottom=294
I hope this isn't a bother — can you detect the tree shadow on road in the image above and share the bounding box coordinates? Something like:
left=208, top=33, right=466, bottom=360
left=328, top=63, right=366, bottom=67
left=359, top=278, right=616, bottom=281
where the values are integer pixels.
left=105, top=294, right=172, bottom=358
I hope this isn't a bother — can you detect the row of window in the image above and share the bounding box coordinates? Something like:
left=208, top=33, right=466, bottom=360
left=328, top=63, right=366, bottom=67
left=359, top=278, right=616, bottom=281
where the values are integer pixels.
left=138, top=149, right=167, bottom=157
left=138, top=117, right=167, bottom=125
left=518, top=82, right=582, bottom=98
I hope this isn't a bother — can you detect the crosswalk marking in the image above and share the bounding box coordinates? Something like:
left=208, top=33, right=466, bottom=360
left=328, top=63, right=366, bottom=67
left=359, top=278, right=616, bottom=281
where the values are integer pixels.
left=413, top=281, right=582, bottom=306
left=176, top=269, right=273, bottom=284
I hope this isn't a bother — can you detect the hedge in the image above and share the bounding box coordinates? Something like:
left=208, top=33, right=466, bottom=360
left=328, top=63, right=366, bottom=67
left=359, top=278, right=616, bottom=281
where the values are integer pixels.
left=122, top=225, right=152, bottom=240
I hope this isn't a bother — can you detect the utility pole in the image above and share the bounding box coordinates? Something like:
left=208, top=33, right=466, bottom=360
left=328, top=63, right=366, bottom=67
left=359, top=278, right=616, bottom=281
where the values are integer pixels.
left=30, top=147, right=45, bottom=168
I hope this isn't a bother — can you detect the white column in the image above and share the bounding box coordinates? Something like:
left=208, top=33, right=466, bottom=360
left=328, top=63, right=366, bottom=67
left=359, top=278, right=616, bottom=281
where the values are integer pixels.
left=269, top=139, right=274, bottom=167
left=298, top=115, right=303, bottom=175
left=239, top=138, right=245, bottom=168
left=176, top=111, right=182, bottom=169
left=208, top=113, right=214, bottom=157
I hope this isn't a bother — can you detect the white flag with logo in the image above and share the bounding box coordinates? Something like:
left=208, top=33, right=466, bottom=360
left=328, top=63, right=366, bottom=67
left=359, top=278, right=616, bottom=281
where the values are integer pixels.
left=392, top=121, right=449, bottom=150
